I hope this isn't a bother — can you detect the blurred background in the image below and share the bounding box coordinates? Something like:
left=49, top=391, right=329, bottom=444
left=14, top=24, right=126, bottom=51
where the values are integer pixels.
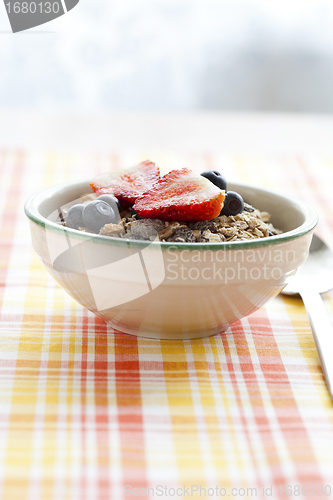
left=0, top=0, right=333, bottom=113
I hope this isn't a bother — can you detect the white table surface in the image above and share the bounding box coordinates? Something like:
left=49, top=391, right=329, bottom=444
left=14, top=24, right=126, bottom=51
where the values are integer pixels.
left=0, top=111, right=333, bottom=154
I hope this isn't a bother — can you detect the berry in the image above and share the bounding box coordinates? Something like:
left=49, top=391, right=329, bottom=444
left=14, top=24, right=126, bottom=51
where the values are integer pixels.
left=96, top=194, right=121, bottom=220
left=82, top=200, right=117, bottom=233
left=133, top=168, right=225, bottom=221
left=201, top=170, right=227, bottom=191
left=66, top=204, right=85, bottom=230
left=220, top=191, right=244, bottom=216
left=90, top=160, right=160, bottom=208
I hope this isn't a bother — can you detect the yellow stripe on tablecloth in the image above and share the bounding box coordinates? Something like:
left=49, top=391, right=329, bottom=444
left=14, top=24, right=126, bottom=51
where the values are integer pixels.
left=3, top=152, right=66, bottom=500
left=3, top=268, right=49, bottom=499
left=160, top=339, right=205, bottom=489
left=282, top=294, right=332, bottom=406
left=187, top=337, right=235, bottom=489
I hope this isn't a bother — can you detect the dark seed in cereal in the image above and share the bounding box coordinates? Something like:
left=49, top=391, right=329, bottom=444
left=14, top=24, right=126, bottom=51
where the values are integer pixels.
left=129, top=219, right=165, bottom=240
left=243, top=203, right=255, bottom=213
left=189, top=220, right=218, bottom=233
left=131, top=207, right=143, bottom=219
left=167, top=227, right=196, bottom=243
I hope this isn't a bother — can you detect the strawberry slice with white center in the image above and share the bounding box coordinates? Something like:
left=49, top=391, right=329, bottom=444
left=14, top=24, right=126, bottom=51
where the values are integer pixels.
left=90, top=160, right=160, bottom=208
left=133, top=168, right=225, bottom=221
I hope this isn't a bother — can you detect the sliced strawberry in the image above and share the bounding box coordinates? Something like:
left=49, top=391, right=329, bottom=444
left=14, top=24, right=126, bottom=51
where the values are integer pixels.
left=90, top=160, right=160, bottom=208
left=133, top=168, right=225, bottom=221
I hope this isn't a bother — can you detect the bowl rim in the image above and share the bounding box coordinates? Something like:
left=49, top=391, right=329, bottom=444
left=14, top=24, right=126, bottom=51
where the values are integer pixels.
left=25, top=179, right=319, bottom=251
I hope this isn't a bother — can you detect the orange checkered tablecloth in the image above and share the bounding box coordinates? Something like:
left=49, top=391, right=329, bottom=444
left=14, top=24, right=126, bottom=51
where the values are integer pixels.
left=0, top=150, right=333, bottom=500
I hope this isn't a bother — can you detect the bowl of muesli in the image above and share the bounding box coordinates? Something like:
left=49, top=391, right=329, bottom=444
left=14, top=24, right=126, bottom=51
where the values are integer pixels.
left=25, top=161, right=318, bottom=339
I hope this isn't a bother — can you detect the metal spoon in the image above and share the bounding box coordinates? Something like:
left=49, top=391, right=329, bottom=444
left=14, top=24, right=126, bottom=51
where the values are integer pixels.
left=282, top=234, right=333, bottom=397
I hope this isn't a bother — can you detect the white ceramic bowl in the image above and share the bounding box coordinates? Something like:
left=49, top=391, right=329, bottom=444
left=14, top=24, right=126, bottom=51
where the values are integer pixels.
left=25, top=180, right=318, bottom=339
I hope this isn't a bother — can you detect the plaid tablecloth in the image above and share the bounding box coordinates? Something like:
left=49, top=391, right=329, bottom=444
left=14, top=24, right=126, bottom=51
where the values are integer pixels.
left=0, top=150, right=333, bottom=500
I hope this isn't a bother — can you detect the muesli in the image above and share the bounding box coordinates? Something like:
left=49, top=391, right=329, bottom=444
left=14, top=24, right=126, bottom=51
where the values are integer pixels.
left=57, top=161, right=282, bottom=243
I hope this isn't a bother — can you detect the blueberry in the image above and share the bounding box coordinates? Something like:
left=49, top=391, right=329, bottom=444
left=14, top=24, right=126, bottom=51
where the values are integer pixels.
left=83, top=200, right=117, bottom=233
left=220, top=191, right=244, bottom=216
left=66, top=204, right=85, bottom=230
left=96, top=194, right=121, bottom=214
left=201, top=170, right=227, bottom=191
left=131, top=207, right=143, bottom=219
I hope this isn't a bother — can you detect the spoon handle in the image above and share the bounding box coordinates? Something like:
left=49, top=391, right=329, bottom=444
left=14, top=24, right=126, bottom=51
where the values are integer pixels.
left=300, top=290, right=333, bottom=398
